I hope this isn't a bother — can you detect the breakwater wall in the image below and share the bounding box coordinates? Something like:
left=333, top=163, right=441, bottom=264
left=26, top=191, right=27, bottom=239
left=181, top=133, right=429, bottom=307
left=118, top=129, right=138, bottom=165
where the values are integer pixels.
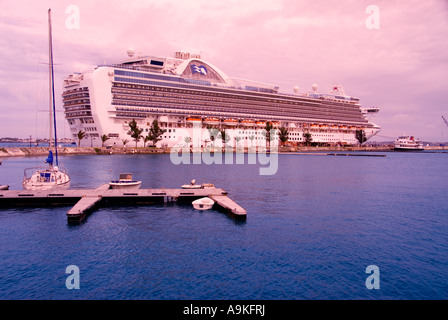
left=0, top=146, right=169, bottom=158
left=1, top=145, right=447, bottom=158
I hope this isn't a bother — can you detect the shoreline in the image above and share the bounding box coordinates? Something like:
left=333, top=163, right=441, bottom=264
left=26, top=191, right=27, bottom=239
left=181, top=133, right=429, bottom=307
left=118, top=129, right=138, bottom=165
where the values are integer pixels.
left=1, top=145, right=448, bottom=158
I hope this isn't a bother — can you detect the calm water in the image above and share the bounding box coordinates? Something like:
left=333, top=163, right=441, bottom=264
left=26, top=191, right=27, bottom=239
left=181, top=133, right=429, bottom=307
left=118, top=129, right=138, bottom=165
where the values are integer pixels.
left=0, top=151, right=447, bottom=300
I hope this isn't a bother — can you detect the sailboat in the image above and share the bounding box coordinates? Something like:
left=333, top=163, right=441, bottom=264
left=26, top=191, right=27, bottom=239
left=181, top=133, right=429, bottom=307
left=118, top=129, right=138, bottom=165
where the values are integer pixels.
left=22, top=9, right=70, bottom=190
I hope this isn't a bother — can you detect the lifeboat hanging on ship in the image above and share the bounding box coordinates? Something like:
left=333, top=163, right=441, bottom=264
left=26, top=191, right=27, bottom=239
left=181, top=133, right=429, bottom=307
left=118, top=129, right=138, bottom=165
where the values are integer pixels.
left=241, top=119, right=255, bottom=127
left=271, top=121, right=279, bottom=128
left=223, top=118, right=238, bottom=126
left=186, top=117, right=202, bottom=123
left=256, top=121, right=266, bottom=127
left=204, top=117, right=220, bottom=125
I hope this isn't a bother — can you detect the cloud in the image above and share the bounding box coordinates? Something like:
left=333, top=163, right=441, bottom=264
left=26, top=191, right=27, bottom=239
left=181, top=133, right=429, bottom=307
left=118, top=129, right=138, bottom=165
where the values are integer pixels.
left=0, top=0, right=447, bottom=141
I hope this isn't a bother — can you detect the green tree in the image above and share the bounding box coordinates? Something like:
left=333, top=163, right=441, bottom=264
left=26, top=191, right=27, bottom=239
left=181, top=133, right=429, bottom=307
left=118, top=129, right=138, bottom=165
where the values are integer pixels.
left=100, top=134, right=110, bottom=147
left=355, top=129, right=367, bottom=146
left=248, top=135, right=255, bottom=147
left=264, top=121, right=274, bottom=149
left=127, top=119, right=144, bottom=147
left=303, top=132, right=312, bottom=146
left=219, top=129, right=230, bottom=148
left=77, top=130, right=86, bottom=147
left=234, top=136, right=243, bottom=151
left=278, top=126, right=289, bottom=146
left=234, top=136, right=242, bottom=145
left=143, top=135, right=151, bottom=147
left=146, top=120, right=166, bottom=147
left=207, top=126, right=220, bottom=148
left=122, top=139, right=129, bottom=148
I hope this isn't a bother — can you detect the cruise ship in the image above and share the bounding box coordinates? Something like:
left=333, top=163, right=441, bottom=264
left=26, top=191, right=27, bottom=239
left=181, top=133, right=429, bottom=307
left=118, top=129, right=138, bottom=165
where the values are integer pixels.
left=62, top=49, right=380, bottom=148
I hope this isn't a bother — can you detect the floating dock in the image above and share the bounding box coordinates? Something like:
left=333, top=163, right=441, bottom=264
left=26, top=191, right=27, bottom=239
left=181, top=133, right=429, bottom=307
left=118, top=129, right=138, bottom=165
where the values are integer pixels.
left=209, top=195, right=247, bottom=216
left=281, top=152, right=386, bottom=157
left=0, top=184, right=246, bottom=223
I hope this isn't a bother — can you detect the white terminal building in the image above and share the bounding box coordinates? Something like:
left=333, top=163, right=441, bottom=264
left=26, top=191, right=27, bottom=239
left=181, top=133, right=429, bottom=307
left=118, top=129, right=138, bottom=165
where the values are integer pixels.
left=62, top=49, right=380, bottom=147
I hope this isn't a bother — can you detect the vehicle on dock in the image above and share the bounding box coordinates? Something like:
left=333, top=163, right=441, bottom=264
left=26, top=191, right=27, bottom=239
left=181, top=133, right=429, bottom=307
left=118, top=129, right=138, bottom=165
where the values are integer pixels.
left=109, top=173, right=142, bottom=189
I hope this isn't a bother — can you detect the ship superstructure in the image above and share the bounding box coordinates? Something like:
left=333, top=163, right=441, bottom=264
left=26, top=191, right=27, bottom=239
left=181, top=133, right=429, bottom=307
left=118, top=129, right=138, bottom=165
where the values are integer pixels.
left=63, top=50, right=380, bottom=147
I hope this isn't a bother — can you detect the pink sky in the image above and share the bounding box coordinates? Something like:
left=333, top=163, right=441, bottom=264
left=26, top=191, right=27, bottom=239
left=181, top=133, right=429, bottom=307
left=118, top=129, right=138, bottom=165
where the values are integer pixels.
left=1, top=0, right=447, bottom=141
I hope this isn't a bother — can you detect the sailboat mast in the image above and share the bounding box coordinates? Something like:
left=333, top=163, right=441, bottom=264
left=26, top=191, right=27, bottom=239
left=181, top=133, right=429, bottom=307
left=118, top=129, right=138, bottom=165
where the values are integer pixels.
left=48, top=8, right=59, bottom=166
left=48, top=9, right=53, bottom=149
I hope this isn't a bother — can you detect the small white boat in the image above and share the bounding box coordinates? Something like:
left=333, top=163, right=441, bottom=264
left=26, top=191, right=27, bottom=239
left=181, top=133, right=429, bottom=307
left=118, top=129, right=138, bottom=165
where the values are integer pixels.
left=192, top=197, right=215, bottom=210
left=0, top=184, right=9, bottom=190
left=109, top=173, right=142, bottom=189
left=394, top=136, right=424, bottom=151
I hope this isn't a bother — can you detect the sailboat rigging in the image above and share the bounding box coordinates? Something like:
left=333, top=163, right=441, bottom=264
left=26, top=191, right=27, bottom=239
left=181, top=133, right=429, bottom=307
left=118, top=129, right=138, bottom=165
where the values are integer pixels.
left=22, top=9, right=70, bottom=190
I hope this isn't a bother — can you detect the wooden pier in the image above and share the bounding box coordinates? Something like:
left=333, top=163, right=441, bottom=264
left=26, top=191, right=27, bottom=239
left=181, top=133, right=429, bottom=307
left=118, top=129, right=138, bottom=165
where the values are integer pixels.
left=0, top=184, right=246, bottom=223
left=209, top=195, right=247, bottom=216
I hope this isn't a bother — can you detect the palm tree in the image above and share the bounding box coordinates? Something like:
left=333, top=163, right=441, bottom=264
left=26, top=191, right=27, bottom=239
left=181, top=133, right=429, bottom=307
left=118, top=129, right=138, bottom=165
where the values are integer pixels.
left=248, top=135, right=255, bottom=147
left=303, top=132, right=312, bottom=146
left=146, top=119, right=166, bottom=147
left=100, top=134, right=110, bottom=147
left=127, top=119, right=143, bottom=147
left=219, top=129, right=230, bottom=149
left=207, top=126, right=220, bottom=148
left=234, top=136, right=243, bottom=151
left=143, top=135, right=151, bottom=148
left=264, top=121, right=274, bottom=149
left=122, top=139, right=129, bottom=148
left=278, top=126, right=289, bottom=146
left=77, top=130, right=86, bottom=147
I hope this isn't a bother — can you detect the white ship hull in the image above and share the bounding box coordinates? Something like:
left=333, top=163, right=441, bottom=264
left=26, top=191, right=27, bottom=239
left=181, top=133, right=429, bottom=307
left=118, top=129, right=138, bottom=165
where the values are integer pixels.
left=63, top=51, right=380, bottom=148
left=394, top=136, right=424, bottom=151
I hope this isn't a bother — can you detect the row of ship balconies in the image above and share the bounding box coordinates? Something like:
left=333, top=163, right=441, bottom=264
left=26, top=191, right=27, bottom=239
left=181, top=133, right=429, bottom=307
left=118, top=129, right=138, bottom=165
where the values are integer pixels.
left=110, top=98, right=368, bottom=125
left=110, top=91, right=362, bottom=118
left=112, top=105, right=371, bottom=130
left=110, top=83, right=362, bottom=113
